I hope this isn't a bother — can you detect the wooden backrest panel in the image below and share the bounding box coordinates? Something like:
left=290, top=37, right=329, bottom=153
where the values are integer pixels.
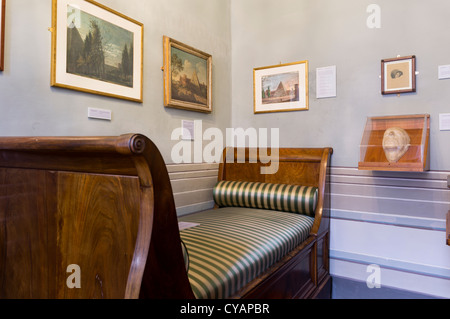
left=0, top=134, right=194, bottom=299
left=220, top=148, right=328, bottom=186
left=0, top=168, right=141, bottom=298
left=56, top=172, right=140, bottom=299
left=0, top=168, right=52, bottom=298
left=264, top=161, right=321, bottom=187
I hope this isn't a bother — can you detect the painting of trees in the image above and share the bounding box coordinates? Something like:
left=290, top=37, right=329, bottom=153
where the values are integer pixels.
left=66, top=7, right=134, bottom=88
left=121, top=43, right=133, bottom=81
left=80, top=21, right=105, bottom=78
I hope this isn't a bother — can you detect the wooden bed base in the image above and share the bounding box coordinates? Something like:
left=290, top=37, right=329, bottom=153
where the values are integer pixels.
left=0, top=134, right=332, bottom=299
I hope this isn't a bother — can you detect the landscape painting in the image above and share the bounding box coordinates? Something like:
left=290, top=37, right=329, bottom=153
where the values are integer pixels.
left=51, top=0, right=143, bottom=102
left=66, top=5, right=134, bottom=88
left=163, top=36, right=212, bottom=113
left=170, top=46, right=208, bottom=106
left=254, top=61, right=309, bottom=113
left=261, top=71, right=299, bottom=105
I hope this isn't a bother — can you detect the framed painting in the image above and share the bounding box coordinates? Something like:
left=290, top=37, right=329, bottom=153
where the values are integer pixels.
left=163, top=36, right=212, bottom=113
left=0, top=0, right=5, bottom=71
left=254, top=61, right=308, bottom=114
left=51, top=0, right=143, bottom=102
left=381, top=55, right=416, bottom=95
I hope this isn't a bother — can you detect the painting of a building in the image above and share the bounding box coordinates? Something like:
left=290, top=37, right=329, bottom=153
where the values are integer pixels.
left=262, top=71, right=299, bottom=104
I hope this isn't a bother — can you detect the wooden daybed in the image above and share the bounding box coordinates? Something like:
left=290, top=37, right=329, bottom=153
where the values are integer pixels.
left=0, top=134, right=332, bottom=299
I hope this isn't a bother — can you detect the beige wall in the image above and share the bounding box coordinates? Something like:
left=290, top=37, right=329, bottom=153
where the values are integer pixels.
left=231, top=0, right=450, bottom=171
left=0, top=0, right=232, bottom=164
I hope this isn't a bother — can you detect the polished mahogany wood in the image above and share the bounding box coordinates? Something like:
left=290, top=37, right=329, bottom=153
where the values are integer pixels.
left=0, top=135, right=332, bottom=299
left=0, top=134, right=193, bottom=299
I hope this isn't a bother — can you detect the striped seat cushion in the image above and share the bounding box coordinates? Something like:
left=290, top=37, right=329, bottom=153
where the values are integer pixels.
left=179, top=207, right=315, bottom=299
left=213, top=180, right=318, bottom=217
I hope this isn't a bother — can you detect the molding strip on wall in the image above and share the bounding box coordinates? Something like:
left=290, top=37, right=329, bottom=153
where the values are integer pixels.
left=330, top=259, right=450, bottom=299
left=329, top=166, right=450, bottom=298
left=330, top=249, right=450, bottom=280
left=329, top=167, right=450, bottom=223
left=167, top=163, right=219, bottom=216
left=331, top=209, right=446, bottom=231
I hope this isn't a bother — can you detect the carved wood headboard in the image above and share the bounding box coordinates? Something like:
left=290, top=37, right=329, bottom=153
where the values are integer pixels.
left=0, top=134, right=193, bottom=299
left=218, top=147, right=333, bottom=236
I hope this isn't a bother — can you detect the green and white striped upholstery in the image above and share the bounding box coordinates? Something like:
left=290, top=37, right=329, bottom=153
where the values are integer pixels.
left=179, top=207, right=315, bottom=299
left=213, top=180, right=319, bottom=217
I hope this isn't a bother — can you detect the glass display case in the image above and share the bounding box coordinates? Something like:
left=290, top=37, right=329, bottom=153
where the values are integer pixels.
left=358, top=114, right=430, bottom=172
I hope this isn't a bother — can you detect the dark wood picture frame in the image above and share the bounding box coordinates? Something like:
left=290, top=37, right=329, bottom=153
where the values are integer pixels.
left=0, top=0, right=5, bottom=71
left=381, top=55, right=416, bottom=95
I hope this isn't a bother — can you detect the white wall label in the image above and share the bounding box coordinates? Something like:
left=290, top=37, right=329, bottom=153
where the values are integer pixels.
left=181, top=120, right=195, bottom=140
left=439, top=113, right=450, bottom=131
left=438, top=65, right=450, bottom=80
left=88, top=108, right=112, bottom=121
left=316, top=65, right=337, bottom=99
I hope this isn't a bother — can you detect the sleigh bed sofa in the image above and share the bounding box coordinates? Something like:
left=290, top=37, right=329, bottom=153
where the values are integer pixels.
left=0, top=134, right=332, bottom=299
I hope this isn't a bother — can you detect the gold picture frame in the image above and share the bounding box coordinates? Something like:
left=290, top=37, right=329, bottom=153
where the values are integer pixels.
left=0, top=0, right=5, bottom=71
left=163, top=36, right=212, bottom=113
left=51, top=0, right=144, bottom=102
left=381, top=55, right=416, bottom=95
left=253, top=61, right=309, bottom=114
